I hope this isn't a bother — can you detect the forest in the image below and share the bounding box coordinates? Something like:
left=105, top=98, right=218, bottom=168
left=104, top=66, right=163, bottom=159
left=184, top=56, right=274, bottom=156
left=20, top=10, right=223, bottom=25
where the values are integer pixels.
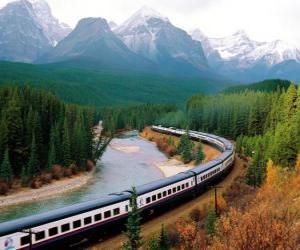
left=0, top=61, right=228, bottom=107
left=0, top=85, right=97, bottom=192
left=186, top=80, right=299, bottom=186
left=0, top=85, right=179, bottom=193
left=121, top=79, right=300, bottom=249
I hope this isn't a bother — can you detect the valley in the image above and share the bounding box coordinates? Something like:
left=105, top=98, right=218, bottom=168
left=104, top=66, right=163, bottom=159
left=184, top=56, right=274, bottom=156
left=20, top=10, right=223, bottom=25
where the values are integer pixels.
left=0, top=0, right=299, bottom=249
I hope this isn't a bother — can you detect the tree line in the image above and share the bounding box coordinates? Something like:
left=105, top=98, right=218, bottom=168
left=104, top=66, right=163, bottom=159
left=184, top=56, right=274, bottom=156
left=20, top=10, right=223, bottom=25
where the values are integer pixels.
left=101, top=104, right=177, bottom=135
left=186, top=81, right=300, bottom=186
left=0, top=85, right=97, bottom=188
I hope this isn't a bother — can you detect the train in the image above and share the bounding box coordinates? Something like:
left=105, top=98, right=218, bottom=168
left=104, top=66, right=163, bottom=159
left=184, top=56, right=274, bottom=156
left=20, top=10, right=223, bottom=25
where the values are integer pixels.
left=0, top=126, right=235, bottom=250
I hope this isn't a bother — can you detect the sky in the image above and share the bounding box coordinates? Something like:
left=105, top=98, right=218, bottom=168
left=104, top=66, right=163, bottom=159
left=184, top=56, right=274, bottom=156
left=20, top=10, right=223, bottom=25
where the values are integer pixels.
left=1, top=0, right=300, bottom=45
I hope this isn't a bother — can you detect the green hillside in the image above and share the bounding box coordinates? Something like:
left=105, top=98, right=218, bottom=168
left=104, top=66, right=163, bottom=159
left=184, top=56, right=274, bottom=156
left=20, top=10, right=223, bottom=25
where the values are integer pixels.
left=0, top=61, right=232, bottom=107
left=223, top=79, right=292, bottom=94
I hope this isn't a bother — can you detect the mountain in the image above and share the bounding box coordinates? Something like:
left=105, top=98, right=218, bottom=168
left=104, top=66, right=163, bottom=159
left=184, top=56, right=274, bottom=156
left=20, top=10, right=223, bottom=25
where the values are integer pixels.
left=0, top=0, right=71, bottom=63
left=191, top=29, right=300, bottom=82
left=28, top=0, right=71, bottom=46
left=0, top=0, right=51, bottom=62
left=108, top=21, right=118, bottom=30
left=115, top=6, right=210, bottom=76
left=39, top=17, right=157, bottom=72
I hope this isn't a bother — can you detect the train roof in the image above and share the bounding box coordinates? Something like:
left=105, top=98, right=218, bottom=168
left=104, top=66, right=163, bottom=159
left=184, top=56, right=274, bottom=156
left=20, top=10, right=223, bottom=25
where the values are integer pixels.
left=0, top=192, right=130, bottom=237
left=133, top=172, right=194, bottom=195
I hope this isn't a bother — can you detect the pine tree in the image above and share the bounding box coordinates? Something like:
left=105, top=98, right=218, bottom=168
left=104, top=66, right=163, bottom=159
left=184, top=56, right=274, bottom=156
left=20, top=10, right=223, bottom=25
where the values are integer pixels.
left=0, top=118, right=8, bottom=164
left=20, top=166, right=28, bottom=186
left=178, top=130, right=193, bottom=163
left=62, top=118, right=72, bottom=167
left=282, top=84, right=297, bottom=121
left=5, top=96, right=24, bottom=175
left=47, top=140, right=56, bottom=170
left=123, top=187, right=142, bottom=250
left=0, top=148, right=13, bottom=183
left=147, top=236, right=159, bottom=250
left=27, top=134, right=40, bottom=177
left=205, top=209, right=217, bottom=236
left=159, top=224, right=169, bottom=250
left=195, top=142, right=205, bottom=164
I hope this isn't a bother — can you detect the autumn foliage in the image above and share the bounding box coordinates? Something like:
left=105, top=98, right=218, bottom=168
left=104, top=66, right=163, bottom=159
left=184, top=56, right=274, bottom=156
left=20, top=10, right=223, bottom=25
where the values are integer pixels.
left=209, top=157, right=300, bottom=250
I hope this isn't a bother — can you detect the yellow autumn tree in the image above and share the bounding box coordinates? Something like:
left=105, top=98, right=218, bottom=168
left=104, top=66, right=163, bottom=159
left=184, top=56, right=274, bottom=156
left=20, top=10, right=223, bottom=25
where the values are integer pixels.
left=295, top=153, right=300, bottom=174
left=265, top=160, right=277, bottom=188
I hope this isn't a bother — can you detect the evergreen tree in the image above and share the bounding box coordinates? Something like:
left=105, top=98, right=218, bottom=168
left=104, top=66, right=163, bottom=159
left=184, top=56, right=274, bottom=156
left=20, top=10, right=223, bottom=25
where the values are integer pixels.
left=205, top=209, right=217, bottom=236
left=0, top=118, right=8, bottom=164
left=178, top=130, right=193, bottom=163
left=123, top=187, right=142, bottom=250
left=195, top=142, right=205, bottom=164
left=20, top=166, right=28, bottom=186
left=27, top=134, right=40, bottom=177
left=5, top=96, right=24, bottom=174
left=47, top=140, right=56, bottom=170
left=282, top=84, right=297, bottom=121
left=62, top=118, right=72, bottom=167
left=147, top=236, right=159, bottom=250
left=0, top=148, right=13, bottom=183
left=158, top=224, right=169, bottom=250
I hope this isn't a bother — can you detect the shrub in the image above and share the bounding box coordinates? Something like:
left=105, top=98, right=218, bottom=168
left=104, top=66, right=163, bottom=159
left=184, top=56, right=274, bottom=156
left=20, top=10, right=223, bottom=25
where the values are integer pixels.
left=52, top=165, right=64, bottom=180
left=70, top=164, right=79, bottom=175
left=64, top=168, right=73, bottom=178
left=86, top=160, right=95, bottom=172
left=0, top=181, right=9, bottom=195
left=166, top=224, right=180, bottom=247
left=189, top=208, right=202, bottom=223
left=30, top=177, right=42, bottom=189
left=40, top=173, right=52, bottom=184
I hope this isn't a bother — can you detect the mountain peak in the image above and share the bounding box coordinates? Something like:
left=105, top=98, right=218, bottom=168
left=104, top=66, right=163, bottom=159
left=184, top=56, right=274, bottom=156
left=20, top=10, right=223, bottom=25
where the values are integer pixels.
left=190, top=29, right=207, bottom=42
left=134, top=6, right=166, bottom=20
left=232, top=29, right=249, bottom=38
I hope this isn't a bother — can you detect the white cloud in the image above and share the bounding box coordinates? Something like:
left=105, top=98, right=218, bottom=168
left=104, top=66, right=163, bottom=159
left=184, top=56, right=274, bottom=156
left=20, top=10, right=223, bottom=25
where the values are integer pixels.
left=0, top=0, right=300, bottom=45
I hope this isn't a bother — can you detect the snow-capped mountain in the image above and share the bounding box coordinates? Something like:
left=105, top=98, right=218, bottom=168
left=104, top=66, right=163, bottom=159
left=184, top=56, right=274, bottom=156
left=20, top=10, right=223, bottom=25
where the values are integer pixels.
left=0, top=0, right=71, bottom=62
left=0, top=0, right=52, bottom=62
left=39, top=17, right=156, bottom=72
left=108, top=21, right=118, bottom=30
left=115, top=6, right=209, bottom=75
left=191, top=29, right=300, bottom=81
left=28, top=0, right=71, bottom=46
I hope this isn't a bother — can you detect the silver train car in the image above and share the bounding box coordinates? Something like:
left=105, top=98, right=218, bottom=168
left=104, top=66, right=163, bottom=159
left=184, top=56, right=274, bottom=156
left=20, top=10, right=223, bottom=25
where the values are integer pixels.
left=0, top=126, right=235, bottom=250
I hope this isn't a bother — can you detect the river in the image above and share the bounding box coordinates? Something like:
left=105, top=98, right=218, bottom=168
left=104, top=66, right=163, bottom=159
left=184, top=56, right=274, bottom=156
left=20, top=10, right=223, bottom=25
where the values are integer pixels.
left=0, top=131, right=165, bottom=222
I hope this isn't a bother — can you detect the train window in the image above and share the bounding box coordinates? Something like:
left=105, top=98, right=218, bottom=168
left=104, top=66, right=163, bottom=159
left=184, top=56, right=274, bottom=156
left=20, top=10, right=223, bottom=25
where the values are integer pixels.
left=186, top=183, right=189, bottom=188
left=114, top=208, right=120, bottom=215
left=158, top=193, right=162, bottom=199
left=104, top=211, right=111, bottom=219
left=146, top=197, right=151, bottom=204
left=35, top=231, right=45, bottom=241
left=95, top=213, right=102, bottom=221
left=177, top=186, right=181, bottom=191
left=84, top=217, right=92, bottom=225
left=182, top=184, right=185, bottom=189
left=125, top=205, right=129, bottom=212
left=163, top=191, right=167, bottom=197
left=49, top=227, right=58, bottom=237
left=20, top=235, right=30, bottom=246
left=172, top=187, right=176, bottom=193
left=73, top=220, right=81, bottom=229
left=152, top=195, right=157, bottom=201
left=61, top=223, right=70, bottom=232
left=168, top=189, right=171, bottom=195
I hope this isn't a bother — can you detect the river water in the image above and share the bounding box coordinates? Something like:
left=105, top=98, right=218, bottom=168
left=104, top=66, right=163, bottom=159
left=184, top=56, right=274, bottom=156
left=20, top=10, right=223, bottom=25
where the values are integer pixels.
left=0, top=131, right=165, bottom=222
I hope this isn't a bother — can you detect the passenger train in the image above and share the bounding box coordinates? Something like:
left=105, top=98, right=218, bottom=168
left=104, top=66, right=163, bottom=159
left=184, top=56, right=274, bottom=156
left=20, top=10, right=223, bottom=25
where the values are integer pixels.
left=0, top=126, right=235, bottom=250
